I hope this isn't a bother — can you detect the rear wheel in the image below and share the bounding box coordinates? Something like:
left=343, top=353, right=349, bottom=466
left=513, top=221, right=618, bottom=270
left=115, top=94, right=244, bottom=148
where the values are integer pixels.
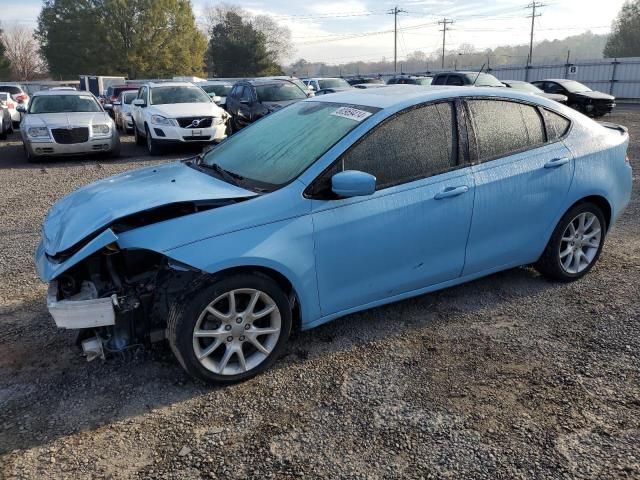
left=0, top=121, right=6, bottom=140
left=535, top=202, right=606, bottom=282
left=167, top=273, right=292, bottom=384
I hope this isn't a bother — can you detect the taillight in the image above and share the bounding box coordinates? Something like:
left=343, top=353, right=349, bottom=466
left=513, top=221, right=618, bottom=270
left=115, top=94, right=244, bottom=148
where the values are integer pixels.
left=625, top=155, right=630, bottom=164
left=15, top=94, right=27, bottom=102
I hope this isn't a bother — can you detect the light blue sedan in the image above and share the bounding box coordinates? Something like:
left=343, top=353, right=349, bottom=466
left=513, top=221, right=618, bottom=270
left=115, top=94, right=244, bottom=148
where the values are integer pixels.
left=36, top=86, right=632, bottom=383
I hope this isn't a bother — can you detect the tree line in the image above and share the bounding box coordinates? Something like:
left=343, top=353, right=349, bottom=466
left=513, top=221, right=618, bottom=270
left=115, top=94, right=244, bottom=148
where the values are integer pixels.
left=1, top=0, right=640, bottom=82
left=0, top=1, right=291, bottom=81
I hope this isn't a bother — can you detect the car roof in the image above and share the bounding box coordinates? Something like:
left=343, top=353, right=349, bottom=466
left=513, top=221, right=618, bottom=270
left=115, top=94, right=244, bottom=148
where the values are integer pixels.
left=541, top=79, right=578, bottom=83
left=241, top=78, right=292, bottom=86
left=32, top=89, right=97, bottom=97
left=309, top=85, right=554, bottom=109
left=146, top=81, right=197, bottom=88
left=433, top=71, right=488, bottom=76
left=198, top=80, right=232, bottom=85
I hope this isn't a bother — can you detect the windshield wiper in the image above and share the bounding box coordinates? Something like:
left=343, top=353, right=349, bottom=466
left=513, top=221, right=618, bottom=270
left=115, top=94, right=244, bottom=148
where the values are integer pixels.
left=197, top=161, right=244, bottom=186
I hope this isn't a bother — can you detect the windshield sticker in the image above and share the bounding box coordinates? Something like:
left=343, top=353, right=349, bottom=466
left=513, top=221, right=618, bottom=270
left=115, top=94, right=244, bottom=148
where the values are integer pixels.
left=331, top=107, right=372, bottom=122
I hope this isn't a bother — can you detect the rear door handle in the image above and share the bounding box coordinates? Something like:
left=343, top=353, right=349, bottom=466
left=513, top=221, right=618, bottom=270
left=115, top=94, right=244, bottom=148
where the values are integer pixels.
left=434, top=185, right=469, bottom=200
left=544, top=157, right=570, bottom=168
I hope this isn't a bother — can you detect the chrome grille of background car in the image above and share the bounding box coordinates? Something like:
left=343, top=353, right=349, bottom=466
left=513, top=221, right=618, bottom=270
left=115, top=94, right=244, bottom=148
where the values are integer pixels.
left=177, top=117, right=213, bottom=128
left=51, top=127, right=90, bottom=144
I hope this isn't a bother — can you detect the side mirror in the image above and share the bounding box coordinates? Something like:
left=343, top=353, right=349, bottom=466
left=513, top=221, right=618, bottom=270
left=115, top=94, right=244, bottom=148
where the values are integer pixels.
left=212, top=95, right=222, bottom=104
left=240, top=98, right=250, bottom=105
left=331, top=170, right=376, bottom=198
left=16, top=104, right=26, bottom=113
left=308, top=85, right=315, bottom=91
left=104, top=103, right=113, bottom=110
left=132, top=99, right=146, bottom=107
left=112, top=101, right=121, bottom=106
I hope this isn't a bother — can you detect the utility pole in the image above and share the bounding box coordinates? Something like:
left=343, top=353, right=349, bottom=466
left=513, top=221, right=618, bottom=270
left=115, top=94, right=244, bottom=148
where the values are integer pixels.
left=526, top=2, right=545, bottom=66
left=438, top=18, right=454, bottom=69
left=388, top=6, right=407, bottom=73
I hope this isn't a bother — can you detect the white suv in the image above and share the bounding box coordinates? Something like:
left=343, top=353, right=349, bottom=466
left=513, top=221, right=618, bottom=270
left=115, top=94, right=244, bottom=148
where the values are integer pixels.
left=0, top=83, right=30, bottom=126
left=131, top=82, right=229, bottom=155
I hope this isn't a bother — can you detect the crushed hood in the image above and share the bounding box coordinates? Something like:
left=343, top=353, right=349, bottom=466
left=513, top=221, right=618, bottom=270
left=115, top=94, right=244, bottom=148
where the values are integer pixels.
left=43, top=161, right=256, bottom=256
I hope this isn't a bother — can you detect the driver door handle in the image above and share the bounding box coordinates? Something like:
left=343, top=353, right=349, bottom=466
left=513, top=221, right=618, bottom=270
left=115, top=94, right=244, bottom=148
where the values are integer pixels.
left=434, top=185, right=469, bottom=200
left=544, top=157, right=570, bottom=168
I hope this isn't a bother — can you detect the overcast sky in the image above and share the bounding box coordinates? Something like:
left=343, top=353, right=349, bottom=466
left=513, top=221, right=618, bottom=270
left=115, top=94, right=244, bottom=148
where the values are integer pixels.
left=5, top=0, right=625, bottom=64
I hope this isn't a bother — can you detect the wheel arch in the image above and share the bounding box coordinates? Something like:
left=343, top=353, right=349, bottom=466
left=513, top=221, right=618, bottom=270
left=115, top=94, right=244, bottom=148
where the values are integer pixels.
left=567, top=195, right=612, bottom=231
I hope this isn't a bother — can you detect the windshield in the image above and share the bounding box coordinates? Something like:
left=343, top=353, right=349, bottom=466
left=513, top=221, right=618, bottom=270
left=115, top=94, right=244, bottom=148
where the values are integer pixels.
left=202, top=101, right=380, bottom=188
left=150, top=86, right=211, bottom=105
left=289, top=78, right=308, bottom=93
left=29, top=95, right=102, bottom=114
left=465, top=73, right=503, bottom=87
left=256, top=83, right=307, bottom=102
left=415, top=77, right=432, bottom=85
left=201, top=84, right=232, bottom=96
left=318, top=78, right=350, bottom=89
left=508, top=82, right=542, bottom=93
left=559, top=80, right=592, bottom=93
left=122, top=91, right=137, bottom=104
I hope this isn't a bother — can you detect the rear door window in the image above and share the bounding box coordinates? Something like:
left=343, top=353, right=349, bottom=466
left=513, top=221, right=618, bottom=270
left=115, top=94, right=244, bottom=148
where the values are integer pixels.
left=432, top=75, right=447, bottom=85
left=446, top=75, right=464, bottom=86
left=467, top=99, right=547, bottom=162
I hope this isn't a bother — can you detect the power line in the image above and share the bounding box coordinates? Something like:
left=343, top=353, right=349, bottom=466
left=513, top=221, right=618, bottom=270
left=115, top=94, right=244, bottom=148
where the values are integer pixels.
left=438, top=18, right=454, bottom=68
left=388, top=6, right=408, bottom=73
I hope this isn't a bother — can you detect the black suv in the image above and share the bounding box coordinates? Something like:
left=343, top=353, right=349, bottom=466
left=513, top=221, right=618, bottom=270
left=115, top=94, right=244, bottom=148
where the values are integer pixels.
left=531, top=79, right=615, bottom=117
left=226, top=79, right=308, bottom=132
left=431, top=71, right=504, bottom=87
left=386, top=75, right=433, bottom=85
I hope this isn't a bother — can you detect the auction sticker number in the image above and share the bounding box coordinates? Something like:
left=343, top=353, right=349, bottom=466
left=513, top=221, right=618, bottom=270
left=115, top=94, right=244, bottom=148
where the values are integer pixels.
left=332, top=107, right=372, bottom=122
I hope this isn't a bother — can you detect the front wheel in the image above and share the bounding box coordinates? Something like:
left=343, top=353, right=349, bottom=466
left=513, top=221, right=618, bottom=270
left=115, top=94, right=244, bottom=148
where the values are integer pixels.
left=145, top=126, right=162, bottom=155
left=167, top=273, right=292, bottom=384
left=134, top=122, right=145, bottom=146
left=535, top=202, right=606, bottom=282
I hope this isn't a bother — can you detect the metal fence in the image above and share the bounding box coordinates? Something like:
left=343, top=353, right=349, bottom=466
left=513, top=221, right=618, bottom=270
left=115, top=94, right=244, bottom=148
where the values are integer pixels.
left=370, top=57, right=640, bottom=100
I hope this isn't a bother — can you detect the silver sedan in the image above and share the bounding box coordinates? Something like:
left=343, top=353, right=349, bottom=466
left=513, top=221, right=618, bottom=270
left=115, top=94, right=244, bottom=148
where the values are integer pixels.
left=19, top=90, right=120, bottom=162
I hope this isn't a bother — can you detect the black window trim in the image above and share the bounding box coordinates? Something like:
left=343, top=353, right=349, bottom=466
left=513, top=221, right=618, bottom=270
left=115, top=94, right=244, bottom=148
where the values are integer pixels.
left=463, top=96, right=572, bottom=165
left=304, top=98, right=471, bottom=199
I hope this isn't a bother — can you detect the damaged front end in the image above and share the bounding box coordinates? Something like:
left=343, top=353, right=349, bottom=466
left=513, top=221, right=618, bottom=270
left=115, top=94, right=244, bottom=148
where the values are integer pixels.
left=43, top=239, right=203, bottom=360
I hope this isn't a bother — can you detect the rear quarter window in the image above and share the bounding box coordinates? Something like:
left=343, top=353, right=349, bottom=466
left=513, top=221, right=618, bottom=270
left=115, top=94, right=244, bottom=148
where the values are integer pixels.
left=543, top=109, right=571, bottom=141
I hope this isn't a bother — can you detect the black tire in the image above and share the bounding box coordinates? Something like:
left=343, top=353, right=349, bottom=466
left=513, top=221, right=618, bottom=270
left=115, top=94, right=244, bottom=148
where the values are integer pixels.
left=167, top=272, right=292, bottom=384
left=134, top=122, right=145, bottom=146
left=535, top=202, right=606, bottom=282
left=7, top=121, right=13, bottom=134
left=24, top=143, right=36, bottom=163
left=145, top=125, right=162, bottom=155
left=109, top=136, right=121, bottom=158
left=0, top=123, right=6, bottom=140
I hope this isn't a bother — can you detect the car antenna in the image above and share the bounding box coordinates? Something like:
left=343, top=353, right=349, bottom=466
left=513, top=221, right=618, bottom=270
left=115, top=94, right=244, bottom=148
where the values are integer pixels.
left=472, top=64, right=486, bottom=86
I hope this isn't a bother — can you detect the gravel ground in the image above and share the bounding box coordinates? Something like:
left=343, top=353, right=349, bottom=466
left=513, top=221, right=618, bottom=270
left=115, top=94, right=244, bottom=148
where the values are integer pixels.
left=0, top=110, right=639, bottom=480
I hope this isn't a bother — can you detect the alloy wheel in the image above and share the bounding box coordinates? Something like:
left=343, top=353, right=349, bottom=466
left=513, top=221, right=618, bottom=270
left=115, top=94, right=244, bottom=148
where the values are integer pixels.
left=192, top=288, right=282, bottom=376
left=559, top=212, right=602, bottom=274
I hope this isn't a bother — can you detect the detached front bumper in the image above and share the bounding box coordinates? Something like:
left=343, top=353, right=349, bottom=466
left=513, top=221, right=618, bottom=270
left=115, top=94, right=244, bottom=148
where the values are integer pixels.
left=47, top=281, right=117, bottom=329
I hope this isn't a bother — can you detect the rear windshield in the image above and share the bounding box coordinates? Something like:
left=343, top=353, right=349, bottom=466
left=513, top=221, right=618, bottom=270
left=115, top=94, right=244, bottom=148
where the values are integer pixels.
left=122, top=91, right=137, bottom=104
left=201, top=84, right=232, bottom=96
left=151, top=86, right=211, bottom=105
left=415, top=77, right=432, bottom=85
left=507, top=82, right=542, bottom=93
left=256, top=83, right=307, bottom=102
left=464, top=73, right=504, bottom=87
left=29, top=95, right=102, bottom=113
left=318, top=78, right=350, bottom=89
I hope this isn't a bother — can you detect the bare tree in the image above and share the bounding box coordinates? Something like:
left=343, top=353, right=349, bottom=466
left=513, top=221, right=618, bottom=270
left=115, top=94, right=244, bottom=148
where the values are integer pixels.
left=1, top=24, right=46, bottom=80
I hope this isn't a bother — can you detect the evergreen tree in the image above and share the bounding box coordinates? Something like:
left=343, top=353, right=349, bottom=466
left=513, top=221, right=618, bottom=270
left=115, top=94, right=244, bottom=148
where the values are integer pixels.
left=604, top=0, right=640, bottom=58
left=207, top=11, right=283, bottom=77
left=36, top=0, right=207, bottom=78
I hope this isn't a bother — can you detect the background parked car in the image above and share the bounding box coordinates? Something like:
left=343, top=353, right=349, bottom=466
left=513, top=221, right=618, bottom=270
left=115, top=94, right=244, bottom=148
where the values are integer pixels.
left=303, top=77, right=352, bottom=93
left=0, top=93, right=13, bottom=139
left=353, top=83, right=387, bottom=89
left=502, top=80, right=568, bottom=103
left=131, top=81, right=229, bottom=155
left=431, top=71, right=504, bottom=87
left=346, top=77, right=385, bottom=86
left=0, top=83, right=29, bottom=126
left=102, top=84, right=140, bottom=118
left=226, top=78, right=307, bottom=132
left=113, top=90, right=138, bottom=133
left=197, top=80, right=233, bottom=107
left=531, top=79, right=615, bottom=117
left=19, top=90, right=120, bottom=162
left=387, top=75, right=433, bottom=85
left=0, top=91, right=19, bottom=129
